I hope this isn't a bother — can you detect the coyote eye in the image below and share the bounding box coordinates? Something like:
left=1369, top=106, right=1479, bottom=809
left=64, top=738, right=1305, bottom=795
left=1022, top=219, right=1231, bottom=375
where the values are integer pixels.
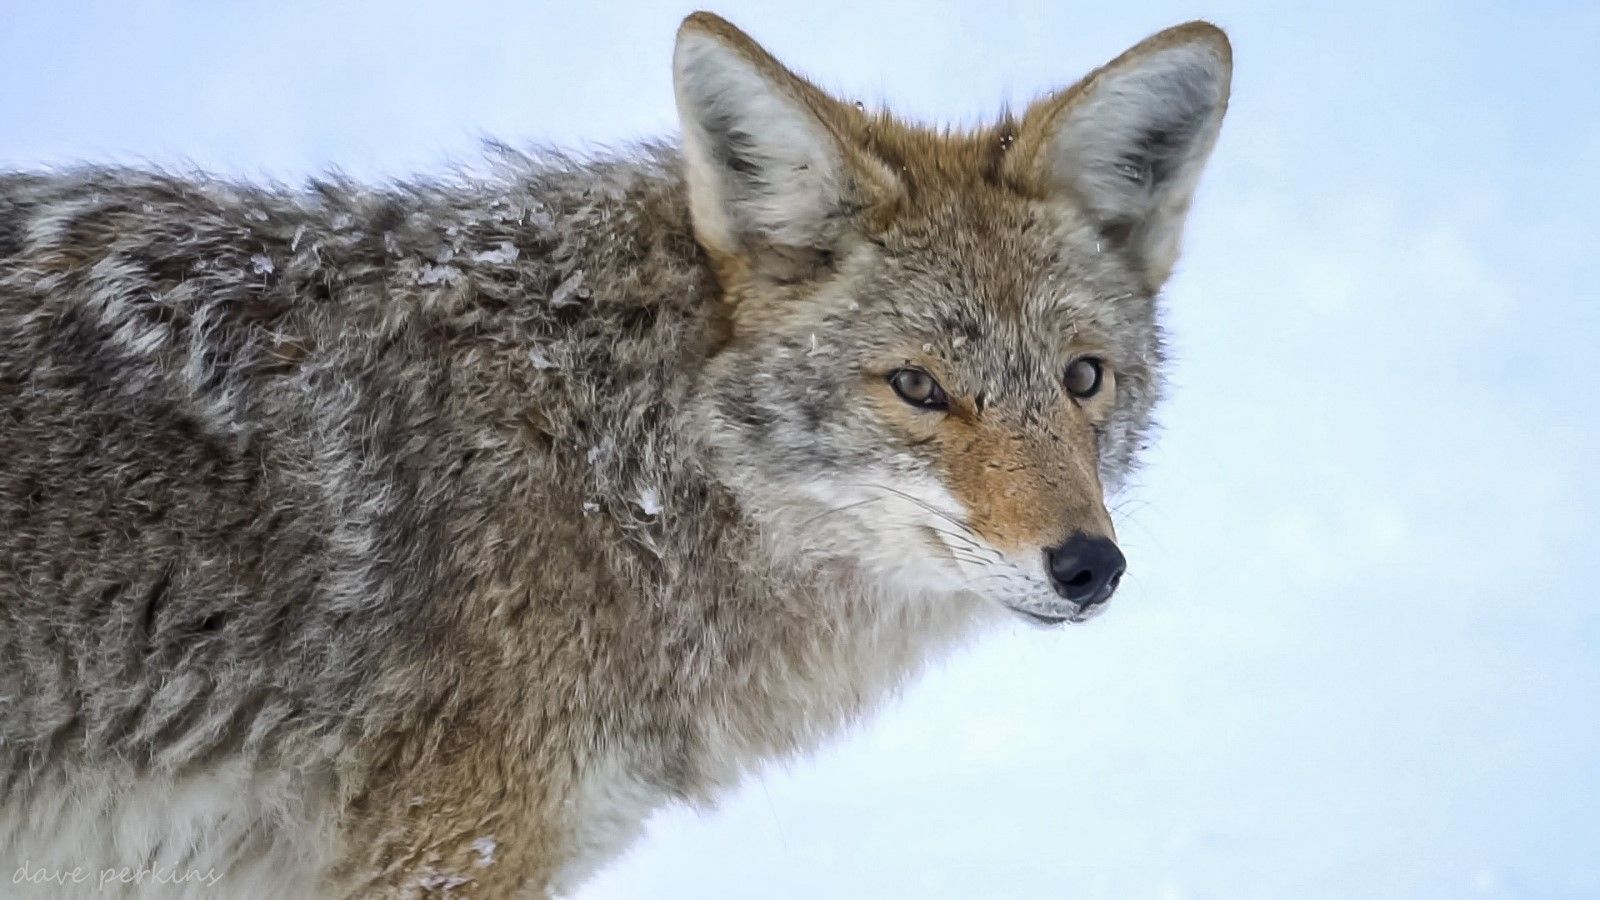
left=1064, top=357, right=1104, bottom=399
left=888, top=368, right=949, bottom=411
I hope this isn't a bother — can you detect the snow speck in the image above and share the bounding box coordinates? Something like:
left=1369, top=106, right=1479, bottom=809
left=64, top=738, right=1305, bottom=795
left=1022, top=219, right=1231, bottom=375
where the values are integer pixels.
left=416, top=871, right=471, bottom=892
left=330, top=213, right=354, bottom=230
left=470, top=836, right=498, bottom=868
left=582, top=500, right=600, bottom=515
left=585, top=437, right=615, bottom=466
left=250, top=254, right=274, bottom=275
left=528, top=347, right=558, bottom=370
left=246, top=208, right=268, bottom=222
left=634, top=486, right=663, bottom=517
left=416, top=264, right=462, bottom=286
left=550, top=269, right=587, bottom=307
left=472, top=242, right=520, bottom=265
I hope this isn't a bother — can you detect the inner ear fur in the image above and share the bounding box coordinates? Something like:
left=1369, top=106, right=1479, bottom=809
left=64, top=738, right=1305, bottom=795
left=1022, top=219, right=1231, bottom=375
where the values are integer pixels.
left=672, top=12, right=899, bottom=284
left=1006, top=22, right=1232, bottom=289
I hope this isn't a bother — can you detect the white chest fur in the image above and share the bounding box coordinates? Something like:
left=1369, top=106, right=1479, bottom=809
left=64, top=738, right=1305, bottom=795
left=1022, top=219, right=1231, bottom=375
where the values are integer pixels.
left=549, top=753, right=667, bottom=898
left=2, top=761, right=335, bottom=899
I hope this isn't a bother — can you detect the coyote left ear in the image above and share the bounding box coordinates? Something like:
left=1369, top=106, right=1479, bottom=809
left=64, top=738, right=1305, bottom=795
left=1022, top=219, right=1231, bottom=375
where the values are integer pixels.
left=1012, top=22, right=1232, bottom=290
left=673, top=12, right=893, bottom=281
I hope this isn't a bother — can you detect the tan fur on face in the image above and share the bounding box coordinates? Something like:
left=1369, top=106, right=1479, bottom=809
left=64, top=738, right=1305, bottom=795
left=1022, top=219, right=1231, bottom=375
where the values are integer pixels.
left=870, top=366, right=1116, bottom=555
left=938, top=399, right=1115, bottom=555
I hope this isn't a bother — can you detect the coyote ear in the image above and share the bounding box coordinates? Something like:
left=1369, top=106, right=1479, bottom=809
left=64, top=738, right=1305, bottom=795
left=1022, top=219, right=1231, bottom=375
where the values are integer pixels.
left=673, top=13, right=886, bottom=279
left=1013, top=22, right=1231, bottom=289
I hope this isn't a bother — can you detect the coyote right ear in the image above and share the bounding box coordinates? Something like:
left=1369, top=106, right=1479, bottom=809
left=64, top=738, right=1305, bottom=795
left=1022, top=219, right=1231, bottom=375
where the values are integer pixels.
left=672, top=12, right=893, bottom=280
left=1010, top=22, right=1231, bottom=291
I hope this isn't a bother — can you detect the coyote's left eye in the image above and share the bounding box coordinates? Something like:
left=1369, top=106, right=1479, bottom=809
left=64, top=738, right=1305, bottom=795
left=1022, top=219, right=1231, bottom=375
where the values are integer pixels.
left=1064, top=357, right=1105, bottom=399
left=888, top=368, right=950, bottom=411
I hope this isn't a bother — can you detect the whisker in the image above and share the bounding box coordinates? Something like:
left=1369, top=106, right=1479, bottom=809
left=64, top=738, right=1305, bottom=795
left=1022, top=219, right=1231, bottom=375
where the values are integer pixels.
left=943, top=551, right=997, bottom=569
left=922, top=527, right=992, bottom=557
left=848, top=482, right=977, bottom=536
left=795, top=496, right=887, bottom=529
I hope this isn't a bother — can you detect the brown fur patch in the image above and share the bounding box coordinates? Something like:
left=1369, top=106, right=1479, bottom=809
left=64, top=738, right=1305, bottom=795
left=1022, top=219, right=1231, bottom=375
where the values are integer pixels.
left=937, top=398, right=1114, bottom=554
left=868, top=361, right=1116, bottom=555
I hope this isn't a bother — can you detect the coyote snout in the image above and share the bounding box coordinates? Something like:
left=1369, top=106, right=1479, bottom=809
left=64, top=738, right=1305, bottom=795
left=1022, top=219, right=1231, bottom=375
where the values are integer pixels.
left=1044, top=533, right=1127, bottom=617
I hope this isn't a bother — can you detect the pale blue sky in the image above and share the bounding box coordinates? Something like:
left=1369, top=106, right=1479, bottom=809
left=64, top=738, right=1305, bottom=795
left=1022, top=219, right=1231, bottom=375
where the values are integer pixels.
left=3, top=2, right=1597, bottom=898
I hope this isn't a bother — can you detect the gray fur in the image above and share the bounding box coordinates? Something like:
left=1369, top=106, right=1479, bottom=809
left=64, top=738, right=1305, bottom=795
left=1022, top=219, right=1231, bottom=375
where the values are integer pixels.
left=0, top=147, right=718, bottom=771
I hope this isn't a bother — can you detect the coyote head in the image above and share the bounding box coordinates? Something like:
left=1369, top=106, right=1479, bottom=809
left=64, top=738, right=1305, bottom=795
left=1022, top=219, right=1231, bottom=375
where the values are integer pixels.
left=677, top=13, right=1230, bottom=624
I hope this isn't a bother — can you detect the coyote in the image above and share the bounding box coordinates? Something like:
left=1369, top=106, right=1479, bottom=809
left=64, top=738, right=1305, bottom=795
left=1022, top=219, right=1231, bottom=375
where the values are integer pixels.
left=0, top=11, right=1230, bottom=897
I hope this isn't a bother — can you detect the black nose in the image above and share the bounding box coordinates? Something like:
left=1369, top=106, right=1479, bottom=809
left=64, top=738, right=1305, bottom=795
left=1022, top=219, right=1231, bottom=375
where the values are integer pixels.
left=1044, top=534, right=1126, bottom=606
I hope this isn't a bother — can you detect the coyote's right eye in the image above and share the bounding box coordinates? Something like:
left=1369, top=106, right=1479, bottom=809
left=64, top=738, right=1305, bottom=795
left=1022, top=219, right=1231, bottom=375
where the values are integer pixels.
left=888, top=368, right=950, bottom=411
